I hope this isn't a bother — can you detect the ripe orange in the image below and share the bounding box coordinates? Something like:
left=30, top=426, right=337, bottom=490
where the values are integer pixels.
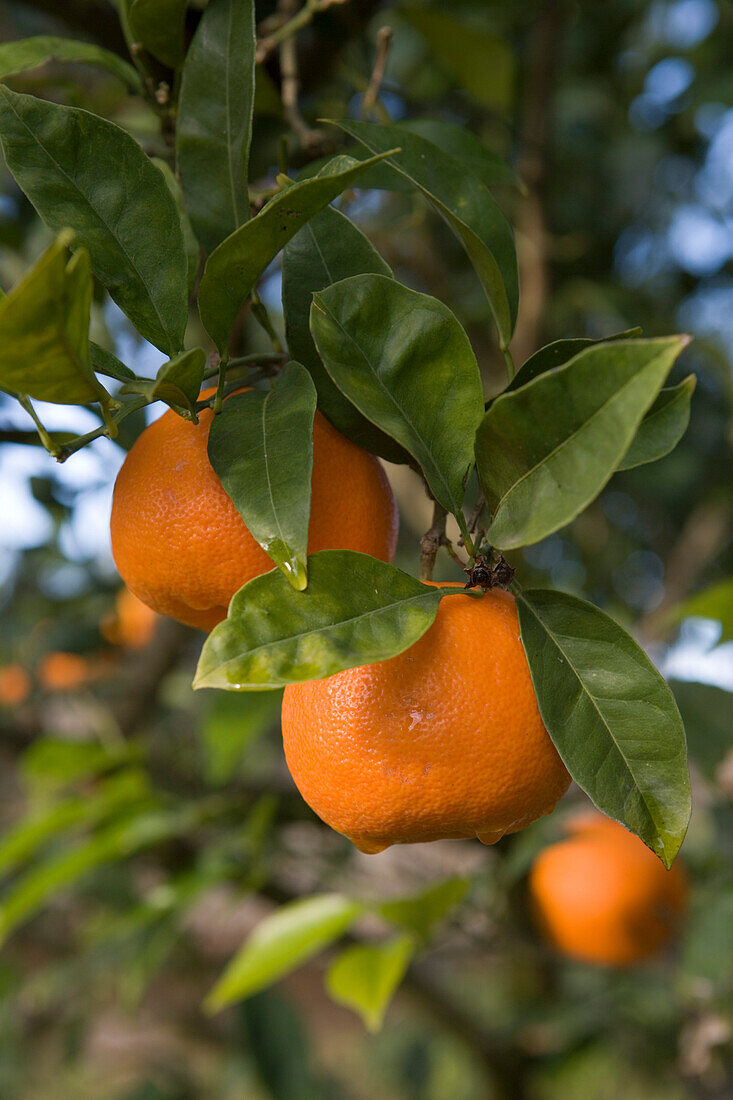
left=101, top=587, right=158, bottom=649
left=528, top=812, right=688, bottom=966
left=281, top=586, right=571, bottom=853
left=0, top=664, right=31, bottom=707
left=110, top=401, right=398, bottom=632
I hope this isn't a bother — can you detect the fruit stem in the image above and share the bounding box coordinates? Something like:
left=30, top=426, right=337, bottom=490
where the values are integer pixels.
left=250, top=289, right=283, bottom=353
left=420, top=501, right=447, bottom=582
left=213, top=357, right=228, bottom=414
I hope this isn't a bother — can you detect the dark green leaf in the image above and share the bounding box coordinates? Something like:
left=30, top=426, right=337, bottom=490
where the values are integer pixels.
left=152, top=158, right=200, bottom=291
left=0, top=35, right=141, bottom=89
left=401, top=119, right=521, bottom=189
left=505, top=328, right=643, bottom=395
left=120, top=347, right=206, bottom=418
left=477, top=336, right=689, bottom=549
left=331, top=119, right=518, bottom=347
left=673, top=577, right=733, bottom=644
left=282, top=205, right=408, bottom=464
left=90, top=341, right=136, bottom=382
left=198, top=150, right=398, bottom=353
left=194, top=550, right=445, bottom=691
left=402, top=7, right=515, bottom=110
left=128, top=0, right=187, bottom=68
left=671, top=680, right=733, bottom=782
left=202, top=691, right=282, bottom=785
left=239, top=992, right=321, bottom=1100
left=0, top=232, right=108, bottom=405
left=207, top=363, right=317, bottom=590
left=619, top=374, right=697, bottom=470
left=177, top=0, right=256, bottom=254
left=325, top=935, right=415, bottom=1031
left=0, top=86, right=188, bottom=355
left=516, top=588, right=691, bottom=866
left=378, top=878, right=469, bottom=940
left=205, top=894, right=363, bottom=1011
left=311, top=274, right=483, bottom=516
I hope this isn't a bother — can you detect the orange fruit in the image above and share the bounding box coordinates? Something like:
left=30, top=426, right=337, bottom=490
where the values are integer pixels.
left=528, top=812, right=688, bottom=966
left=38, top=651, right=97, bottom=692
left=0, top=664, right=31, bottom=707
left=110, top=401, right=398, bottom=632
left=101, top=587, right=158, bottom=648
left=281, top=586, right=571, bottom=853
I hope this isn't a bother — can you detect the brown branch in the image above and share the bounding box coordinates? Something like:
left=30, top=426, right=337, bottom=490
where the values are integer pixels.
left=256, top=0, right=349, bottom=65
left=420, top=500, right=447, bottom=582
left=362, top=25, right=393, bottom=119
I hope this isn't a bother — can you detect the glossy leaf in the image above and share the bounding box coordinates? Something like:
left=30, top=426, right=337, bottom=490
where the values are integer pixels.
left=90, top=341, right=135, bottom=382
left=505, top=328, right=643, bottom=395
left=402, top=119, right=521, bottom=189
left=671, top=680, right=733, bottom=782
left=194, top=550, right=445, bottom=692
left=153, top=158, right=200, bottom=291
left=202, top=691, right=283, bottom=785
left=402, top=6, right=515, bottom=110
left=673, top=577, right=733, bottom=644
left=311, top=274, right=483, bottom=515
left=477, top=336, right=689, bottom=549
left=177, top=0, right=256, bottom=254
left=516, top=588, right=691, bottom=866
left=198, top=150, right=398, bottom=353
left=207, top=363, right=317, bottom=590
left=0, top=34, right=140, bottom=89
left=331, top=119, right=518, bottom=347
left=120, top=348, right=206, bottom=418
left=0, top=232, right=107, bottom=405
left=282, top=205, right=408, bottom=464
left=618, top=375, right=696, bottom=470
left=205, top=894, right=363, bottom=1011
left=325, top=935, right=415, bottom=1032
left=379, top=878, right=469, bottom=941
left=128, top=0, right=187, bottom=68
left=0, top=86, right=188, bottom=356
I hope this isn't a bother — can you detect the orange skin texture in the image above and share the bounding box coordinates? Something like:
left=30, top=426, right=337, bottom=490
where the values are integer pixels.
left=110, top=404, right=398, bottom=632
left=529, top=813, right=689, bottom=967
left=281, top=587, right=571, bottom=854
left=101, top=588, right=158, bottom=649
left=0, top=664, right=31, bottom=707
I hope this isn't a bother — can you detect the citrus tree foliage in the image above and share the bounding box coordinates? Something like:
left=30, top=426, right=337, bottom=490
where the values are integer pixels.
left=0, top=2, right=730, bottom=1093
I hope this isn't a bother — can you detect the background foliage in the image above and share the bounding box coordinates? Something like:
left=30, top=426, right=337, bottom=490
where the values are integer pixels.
left=0, top=0, right=731, bottom=1097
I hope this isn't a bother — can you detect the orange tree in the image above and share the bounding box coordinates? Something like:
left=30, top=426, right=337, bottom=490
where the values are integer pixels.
left=0, top=2, right=729, bottom=1097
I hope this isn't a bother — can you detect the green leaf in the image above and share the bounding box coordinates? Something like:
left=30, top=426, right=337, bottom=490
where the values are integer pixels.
left=311, top=274, right=483, bottom=516
left=402, top=7, right=515, bottom=110
left=477, top=336, right=689, bottom=550
left=128, top=0, right=187, bottom=68
left=0, top=231, right=107, bottom=405
left=203, top=691, right=282, bottom=785
left=401, top=119, right=521, bottom=189
left=504, top=328, right=643, bottom=395
left=516, top=588, right=691, bottom=867
left=21, top=737, right=136, bottom=788
left=120, top=347, right=206, bottom=418
left=205, top=894, right=363, bottom=1011
left=198, top=150, right=399, bottom=353
left=239, top=992, right=321, bottom=1100
left=177, top=0, right=256, bottom=254
left=618, top=374, right=696, bottom=470
left=673, top=577, right=733, bottom=644
left=0, top=86, right=188, bottom=356
left=330, top=119, right=518, bottom=347
left=207, top=363, right=317, bottom=590
left=378, top=878, right=469, bottom=941
left=671, top=680, right=733, bottom=782
left=194, top=550, right=445, bottom=692
left=152, top=158, right=201, bottom=292
left=325, top=935, right=415, bottom=1032
left=282, top=205, right=408, bottom=464
left=90, top=341, right=136, bottom=382
left=0, top=35, right=141, bottom=90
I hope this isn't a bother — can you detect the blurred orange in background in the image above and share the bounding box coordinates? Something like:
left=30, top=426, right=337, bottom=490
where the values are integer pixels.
left=37, top=651, right=102, bottom=692
left=0, top=663, right=31, bottom=707
left=100, top=587, right=158, bottom=649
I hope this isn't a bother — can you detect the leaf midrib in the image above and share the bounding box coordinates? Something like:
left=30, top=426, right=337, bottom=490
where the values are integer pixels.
left=0, top=88, right=177, bottom=353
